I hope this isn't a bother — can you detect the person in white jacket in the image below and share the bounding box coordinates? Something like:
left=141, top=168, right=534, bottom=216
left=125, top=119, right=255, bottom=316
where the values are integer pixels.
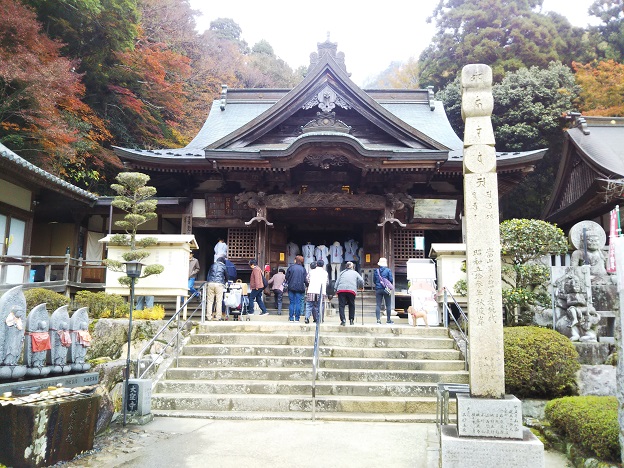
left=305, top=260, right=328, bottom=324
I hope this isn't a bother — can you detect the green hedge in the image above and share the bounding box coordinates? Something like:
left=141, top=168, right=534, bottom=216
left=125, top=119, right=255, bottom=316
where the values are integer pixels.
left=504, top=326, right=579, bottom=398
left=24, top=288, right=70, bottom=312
left=73, top=290, right=128, bottom=319
left=545, top=396, right=620, bottom=462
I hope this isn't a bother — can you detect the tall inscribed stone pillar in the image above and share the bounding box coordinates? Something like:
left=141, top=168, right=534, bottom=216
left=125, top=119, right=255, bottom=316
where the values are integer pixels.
left=461, top=64, right=505, bottom=398
left=439, top=64, right=544, bottom=467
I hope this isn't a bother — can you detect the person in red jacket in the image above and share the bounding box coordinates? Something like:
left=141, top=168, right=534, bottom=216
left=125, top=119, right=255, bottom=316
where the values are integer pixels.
left=249, top=259, right=269, bottom=315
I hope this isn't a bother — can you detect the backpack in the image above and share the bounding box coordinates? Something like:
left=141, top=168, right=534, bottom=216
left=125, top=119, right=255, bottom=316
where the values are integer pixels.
left=377, top=269, right=394, bottom=294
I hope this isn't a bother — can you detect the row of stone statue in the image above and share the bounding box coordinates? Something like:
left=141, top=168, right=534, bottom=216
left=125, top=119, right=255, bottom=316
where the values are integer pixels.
left=0, top=286, right=91, bottom=380
left=287, top=240, right=362, bottom=265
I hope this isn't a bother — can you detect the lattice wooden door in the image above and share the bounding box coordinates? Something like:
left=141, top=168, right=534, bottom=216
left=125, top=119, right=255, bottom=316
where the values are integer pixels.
left=227, top=228, right=256, bottom=260
left=393, top=229, right=425, bottom=262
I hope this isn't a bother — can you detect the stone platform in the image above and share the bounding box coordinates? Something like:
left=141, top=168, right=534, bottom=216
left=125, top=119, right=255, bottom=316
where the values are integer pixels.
left=440, top=425, right=544, bottom=468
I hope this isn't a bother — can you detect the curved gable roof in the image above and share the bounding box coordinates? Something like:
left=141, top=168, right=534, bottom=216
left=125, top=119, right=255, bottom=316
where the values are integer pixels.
left=207, top=52, right=451, bottom=152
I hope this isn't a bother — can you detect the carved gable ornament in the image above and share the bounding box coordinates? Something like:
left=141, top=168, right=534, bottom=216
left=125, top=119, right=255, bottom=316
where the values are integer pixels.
left=301, top=86, right=353, bottom=134
left=301, top=112, right=351, bottom=134
left=304, top=154, right=349, bottom=169
left=303, top=85, right=351, bottom=113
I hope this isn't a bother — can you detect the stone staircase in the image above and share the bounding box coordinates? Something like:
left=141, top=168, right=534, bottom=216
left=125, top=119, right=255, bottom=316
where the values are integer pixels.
left=150, top=321, right=468, bottom=422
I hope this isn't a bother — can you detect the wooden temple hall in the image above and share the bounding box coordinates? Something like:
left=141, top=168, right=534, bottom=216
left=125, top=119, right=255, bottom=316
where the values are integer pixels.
left=113, top=39, right=545, bottom=283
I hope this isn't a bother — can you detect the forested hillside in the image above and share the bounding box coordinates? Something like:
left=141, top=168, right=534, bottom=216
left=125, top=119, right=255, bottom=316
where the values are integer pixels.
left=0, top=0, right=302, bottom=192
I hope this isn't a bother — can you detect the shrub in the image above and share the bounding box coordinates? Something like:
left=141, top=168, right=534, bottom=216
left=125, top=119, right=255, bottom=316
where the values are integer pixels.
left=74, top=290, right=128, bottom=319
left=24, top=288, right=70, bottom=311
left=133, top=304, right=165, bottom=320
left=504, top=326, right=579, bottom=398
left=545, top=396, right=619, bottom=462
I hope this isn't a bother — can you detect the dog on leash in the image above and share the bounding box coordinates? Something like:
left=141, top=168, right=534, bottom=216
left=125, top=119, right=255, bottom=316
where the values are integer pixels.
left=408, top=305, right=429, bottom=327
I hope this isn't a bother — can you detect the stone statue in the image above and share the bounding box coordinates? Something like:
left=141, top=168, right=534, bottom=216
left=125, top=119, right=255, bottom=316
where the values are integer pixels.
left=49, top=305, right=72, bottom=374
left=0, top=286, right=27, bottom=379
left=68, top=307, right=91, bottom=372
left=24, top=303, right=51, bottom=377
left=568, top=220, right=618, bottom=319
left=554, top=267, right=600, bottom=342
left=569, top=221, right=609, bottom=282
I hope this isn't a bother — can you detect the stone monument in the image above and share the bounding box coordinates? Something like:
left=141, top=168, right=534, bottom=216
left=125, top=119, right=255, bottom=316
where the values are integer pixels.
left=439, top=64, right=544, bottom=467
left=0, top=286, right=27, bottom=379
left=24, top=303, right=52, bottom=377
left=49, top=305, right=72, bottom=374
left=68, top=307, right=91, bottom=372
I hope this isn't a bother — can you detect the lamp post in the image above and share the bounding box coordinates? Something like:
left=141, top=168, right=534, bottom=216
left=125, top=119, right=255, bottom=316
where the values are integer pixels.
left=122, top=260, right=143, bottom=427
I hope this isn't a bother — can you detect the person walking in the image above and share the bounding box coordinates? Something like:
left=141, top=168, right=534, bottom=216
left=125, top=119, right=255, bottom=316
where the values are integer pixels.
left=206, top=257, right=228, bottom=320
left=249, top=259, right=269, bottom=316
left=374, top=257, right=394, bottom=324
left=334, top=261, right=364, bottom=326
left=305, top=260, right=328, bottom=324
left=268, top=268, right=286, bottom=315
left=188, top=251, right=200, bottom=298
left=285, top=255, right=306, bottom=322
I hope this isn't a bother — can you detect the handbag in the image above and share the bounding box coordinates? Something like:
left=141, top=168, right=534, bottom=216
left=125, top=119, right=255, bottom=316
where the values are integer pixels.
left=378, top=269, right=394, bottom=294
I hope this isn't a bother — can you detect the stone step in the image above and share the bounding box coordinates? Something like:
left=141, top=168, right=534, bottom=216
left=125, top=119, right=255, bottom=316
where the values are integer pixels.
left=181, top=344, right=462, bottom=361
left=165, top=366, right=469, bottom=384
left=189, top=333, right=456, bottom=349
left=151, top=393, right=444, bottom=414
left=195, top=322, right=449, bottom=337
left=155, top=379, right=442, bottom=397
left=150, top=409, right=442, bottom=423
left=174, top=355, right=466, bottom=371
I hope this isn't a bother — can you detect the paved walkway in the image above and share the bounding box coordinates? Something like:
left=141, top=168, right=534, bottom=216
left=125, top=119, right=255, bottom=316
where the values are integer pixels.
left=61, top=417, right=572, bottom=467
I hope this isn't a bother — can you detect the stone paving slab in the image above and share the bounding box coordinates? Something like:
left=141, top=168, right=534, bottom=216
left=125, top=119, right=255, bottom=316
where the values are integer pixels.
left=54, top=417, right=573, bottom=468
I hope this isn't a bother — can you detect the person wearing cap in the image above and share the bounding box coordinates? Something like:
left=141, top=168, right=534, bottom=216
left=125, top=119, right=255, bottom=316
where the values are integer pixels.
left=334, top=261, right=364, bottom=326
left=374, top=257, right=394, bottom=324
left=249, top=259, right=269, bottom=316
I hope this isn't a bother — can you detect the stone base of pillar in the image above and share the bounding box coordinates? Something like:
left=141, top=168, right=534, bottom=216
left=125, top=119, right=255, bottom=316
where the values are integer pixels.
left=440, top=425, right=544, bottom=468
left=456, top=393, right=523, bottom=439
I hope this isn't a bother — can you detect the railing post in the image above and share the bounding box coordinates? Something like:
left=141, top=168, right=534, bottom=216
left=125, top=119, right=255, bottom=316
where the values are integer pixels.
left=63, top=254, right=70, bottom=282
left=22, top=256, right=32, bottom=283
left=200, top=282, right=207, bottom=323
left=76, top=257, right=83, bottom=283
left=443, top=288, right=449, bottom=328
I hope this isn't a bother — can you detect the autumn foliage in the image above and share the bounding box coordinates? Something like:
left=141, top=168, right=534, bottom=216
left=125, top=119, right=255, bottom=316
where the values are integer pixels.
left=0, top=0, right=114, bottom=183
left=573, top=60, right=624, bottom=116
left=0, top=0, right=300, bottom=192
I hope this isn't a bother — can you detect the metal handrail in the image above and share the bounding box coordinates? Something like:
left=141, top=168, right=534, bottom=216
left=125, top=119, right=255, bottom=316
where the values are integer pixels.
left=136, top=282, right=207, bottom=379
left=442, top=287, right=469, bottom=371
left=310, top=285, right=325, bottom=421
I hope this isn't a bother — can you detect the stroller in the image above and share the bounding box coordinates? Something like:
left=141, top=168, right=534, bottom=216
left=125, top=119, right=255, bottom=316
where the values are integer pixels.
left=224, top=281, right=249, bottom=321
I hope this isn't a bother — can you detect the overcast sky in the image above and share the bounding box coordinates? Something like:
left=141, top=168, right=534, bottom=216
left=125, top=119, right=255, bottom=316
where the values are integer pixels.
left=188, top=0, right=600, bottom=86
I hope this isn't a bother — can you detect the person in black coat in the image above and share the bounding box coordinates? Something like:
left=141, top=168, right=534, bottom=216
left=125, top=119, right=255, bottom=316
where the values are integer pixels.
left=285, top=255, right=306, bottom=322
